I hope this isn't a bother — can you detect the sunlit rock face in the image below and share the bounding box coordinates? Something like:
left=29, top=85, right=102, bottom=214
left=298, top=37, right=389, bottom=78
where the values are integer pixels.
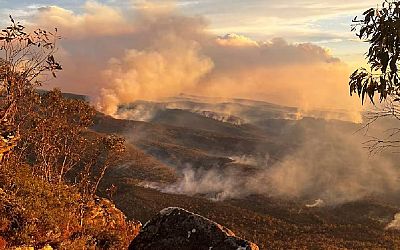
left=129, top=207, right=259, bottom=250
left=83, top=197, right=142, bottom=234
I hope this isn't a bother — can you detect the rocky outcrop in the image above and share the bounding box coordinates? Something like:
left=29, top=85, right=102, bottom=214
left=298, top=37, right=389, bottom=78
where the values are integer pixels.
left=0, top=186, right=140, bottom=249
left=129, top=207, right=259, bottom=250
left=83, top=197, right=141, bottom=233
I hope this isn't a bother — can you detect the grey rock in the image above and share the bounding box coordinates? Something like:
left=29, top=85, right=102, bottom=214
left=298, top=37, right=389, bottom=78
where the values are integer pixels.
left=129, top=207, right=259, bottom=250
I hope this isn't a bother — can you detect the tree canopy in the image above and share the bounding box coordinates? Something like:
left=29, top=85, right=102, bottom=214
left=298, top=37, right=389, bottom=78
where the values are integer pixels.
left=350, top=1, right=400, bottom=152
left=350, top=0, right=400, bottom=104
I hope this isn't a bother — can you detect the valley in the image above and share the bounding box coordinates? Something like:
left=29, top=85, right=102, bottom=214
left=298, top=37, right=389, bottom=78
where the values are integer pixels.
left=90, top=95, right=400, bottom=249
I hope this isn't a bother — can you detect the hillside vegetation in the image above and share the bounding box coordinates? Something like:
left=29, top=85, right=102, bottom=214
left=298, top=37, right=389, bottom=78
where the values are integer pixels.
left=0, top=89, right=141, bottom=249
left=0, top=18, right=140, bottom=249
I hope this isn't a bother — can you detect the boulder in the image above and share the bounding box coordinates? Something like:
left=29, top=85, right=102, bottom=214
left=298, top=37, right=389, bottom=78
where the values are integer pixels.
left=129, top=207, right=259, bottom=250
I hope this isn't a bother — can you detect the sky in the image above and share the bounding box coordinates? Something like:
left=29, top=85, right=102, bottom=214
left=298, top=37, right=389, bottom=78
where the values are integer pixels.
left=0, top=0, right=382, bottom=119
left=179, top=0, right=374, bottom=67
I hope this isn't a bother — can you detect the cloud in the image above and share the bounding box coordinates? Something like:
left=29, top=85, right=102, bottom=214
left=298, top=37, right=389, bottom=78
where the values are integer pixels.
left=183, top=0, right=379, bottom=22
left=216, top=33, right=259, bottom=47
left=186, top=0, right=376, bottom=64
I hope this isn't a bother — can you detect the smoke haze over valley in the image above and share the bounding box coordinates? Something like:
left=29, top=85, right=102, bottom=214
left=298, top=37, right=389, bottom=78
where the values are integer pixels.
left=114, top=96, right=400, bottom=205
left=88, top=93, right=400, bottom=248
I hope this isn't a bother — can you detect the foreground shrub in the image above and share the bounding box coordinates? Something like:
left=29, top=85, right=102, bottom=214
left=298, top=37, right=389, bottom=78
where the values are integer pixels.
left=0, top=160, right=140, bottom=249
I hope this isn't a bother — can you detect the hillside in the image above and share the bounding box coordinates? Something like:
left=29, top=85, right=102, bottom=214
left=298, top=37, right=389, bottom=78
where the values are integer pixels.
left=90, top=95, right=400, bottom=249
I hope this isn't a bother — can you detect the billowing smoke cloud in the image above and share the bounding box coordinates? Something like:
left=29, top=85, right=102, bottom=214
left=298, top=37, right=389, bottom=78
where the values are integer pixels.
left=30, top=0, right=361, bottom=121
left=98, top=24, right=214, bottom=114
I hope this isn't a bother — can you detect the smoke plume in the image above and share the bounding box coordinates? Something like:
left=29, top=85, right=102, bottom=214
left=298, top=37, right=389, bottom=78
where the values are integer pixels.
left=30, top=0, right=361, bottom=121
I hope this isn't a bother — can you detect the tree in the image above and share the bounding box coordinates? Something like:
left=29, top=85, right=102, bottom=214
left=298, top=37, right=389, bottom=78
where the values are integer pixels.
left=0, top=16, right=62, bottom=162
left=19, top=89, right=96, bottom=183
left=350, top=0, right=400, bottom=152
left=0, top=17, right=136, bottom=249
left=0, top=15, right=61, bottom=124
left=0, top=16, right=125, bottom=191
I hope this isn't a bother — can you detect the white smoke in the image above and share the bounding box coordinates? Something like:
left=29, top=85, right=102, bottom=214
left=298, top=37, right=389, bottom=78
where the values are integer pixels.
left=386, top=213, right=400, bottom=230
left=305, top=199, right=325, bottom=208
left=162, top=168, right=243, bottom=201
left=157, top=120, right=400, bottom=205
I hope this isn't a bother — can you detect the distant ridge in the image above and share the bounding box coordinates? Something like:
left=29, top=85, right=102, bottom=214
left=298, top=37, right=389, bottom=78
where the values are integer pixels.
left=162, top=93, right=290, bottom=108
left=36, top=89, right=89, bottom=102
